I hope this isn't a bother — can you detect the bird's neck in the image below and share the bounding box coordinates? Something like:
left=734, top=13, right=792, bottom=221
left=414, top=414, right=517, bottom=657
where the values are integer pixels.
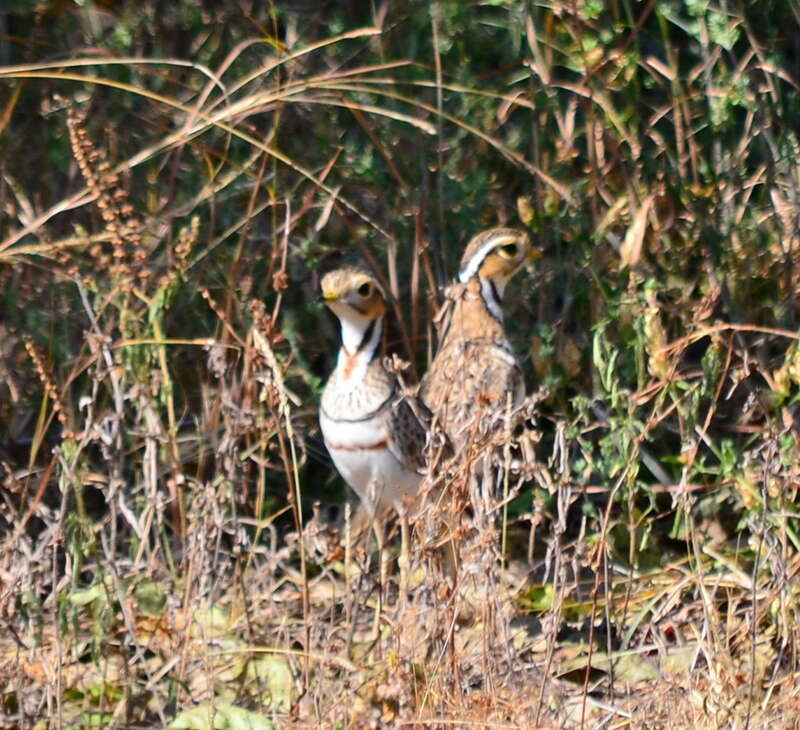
left=479, top=275, right=504, bottom=322
left=337, top=315, right=383, bottom=378
left=447, top=277, right=507, bottom=342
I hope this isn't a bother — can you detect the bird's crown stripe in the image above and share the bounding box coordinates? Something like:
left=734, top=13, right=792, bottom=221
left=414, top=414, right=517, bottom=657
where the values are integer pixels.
left=458, top=233, right=519, bottom=283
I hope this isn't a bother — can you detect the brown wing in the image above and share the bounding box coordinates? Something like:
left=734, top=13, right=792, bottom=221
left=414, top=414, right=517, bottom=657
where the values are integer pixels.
left=420, top=339, right=524, bottom=447
left=384, top=394, right=429, bottom=474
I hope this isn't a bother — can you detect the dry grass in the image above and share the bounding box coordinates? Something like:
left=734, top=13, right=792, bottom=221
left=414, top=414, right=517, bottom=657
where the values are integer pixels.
left=3, top=2, right=800, bottom=728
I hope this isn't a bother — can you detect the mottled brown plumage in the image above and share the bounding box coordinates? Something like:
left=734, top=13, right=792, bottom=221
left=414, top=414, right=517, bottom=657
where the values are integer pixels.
left=420, top=227, right=532, bottom=447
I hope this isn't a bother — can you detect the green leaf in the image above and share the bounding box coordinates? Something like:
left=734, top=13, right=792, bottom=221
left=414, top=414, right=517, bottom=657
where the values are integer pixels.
left=559, top=650, right=658, bottom=684
left=134, top=579, right=167, bottom=616
left=68, top=584, right=106, bottom=607
left=193, top=606, right=232, bottom=636
left=244, top=654, right=295, bottom=712
left=74, top=713, right=115, bottom=728
left=170, top=703, right=276, bottom=730
left=517, top=584, right=555, bottom=613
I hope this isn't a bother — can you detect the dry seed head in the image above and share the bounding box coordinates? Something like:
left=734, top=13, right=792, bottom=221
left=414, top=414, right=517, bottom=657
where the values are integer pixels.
left=201, top=287, right=233, bottom=332
left=175, top=218, right=199, bottom=263
left=67, top=99, right=148, bottom=290
left=250, top=299, right=270, bottom=337
left=273, top=270, right=289, bottom=292
left=24, top=337, right=71, bottom=434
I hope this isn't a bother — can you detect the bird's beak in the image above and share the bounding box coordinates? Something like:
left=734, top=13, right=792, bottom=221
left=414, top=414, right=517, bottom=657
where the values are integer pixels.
left=527, top=246, right=544, bottom=262
left=524, top=245, right=543, bottom=275
left=319, top=291, right=340, bottom=306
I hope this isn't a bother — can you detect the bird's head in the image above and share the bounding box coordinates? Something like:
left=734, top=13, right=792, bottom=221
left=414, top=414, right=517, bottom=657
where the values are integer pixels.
left=320, top=267, right=388, bottom=356
left=457, top=227, right=536, bottom=299
left=321, top=267, right=386, bottom=322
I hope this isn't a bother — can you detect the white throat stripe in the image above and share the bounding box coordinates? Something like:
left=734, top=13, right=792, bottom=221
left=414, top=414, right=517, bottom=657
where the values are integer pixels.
left=480, top=276, right=504, bottom=322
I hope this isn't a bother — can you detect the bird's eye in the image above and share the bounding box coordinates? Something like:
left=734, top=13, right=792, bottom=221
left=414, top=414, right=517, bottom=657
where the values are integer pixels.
left=498, top=242, right=519, bottom=259
left=357, top=282, right=372, bottom=297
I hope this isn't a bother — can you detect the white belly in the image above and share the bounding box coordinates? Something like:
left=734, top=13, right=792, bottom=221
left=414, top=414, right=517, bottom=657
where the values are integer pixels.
left=319, top=412, right=421, bottom=515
